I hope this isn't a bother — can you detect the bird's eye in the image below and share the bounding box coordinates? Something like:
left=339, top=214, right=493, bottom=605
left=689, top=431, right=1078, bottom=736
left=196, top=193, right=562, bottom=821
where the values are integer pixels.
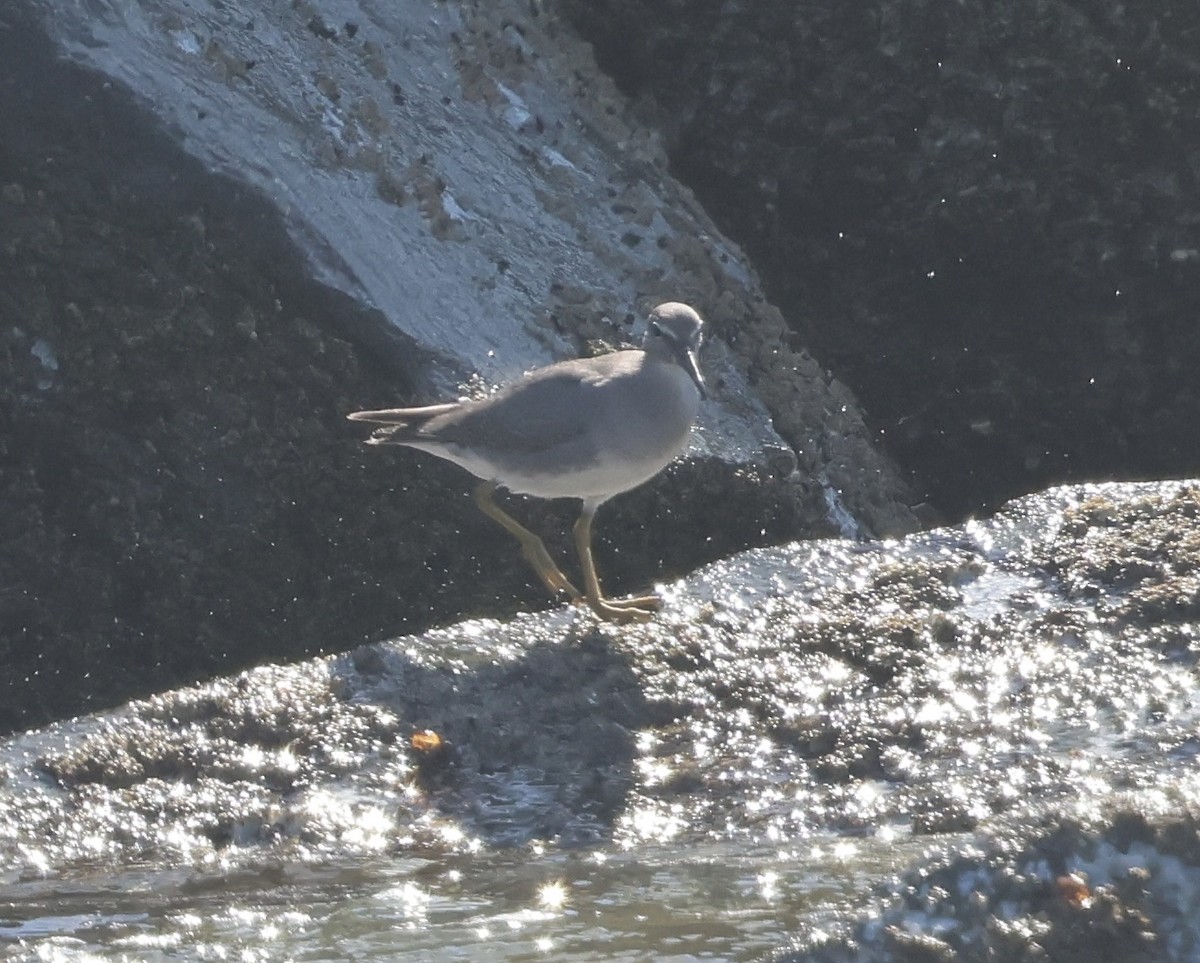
left=649, top=321, right=663, bottom=337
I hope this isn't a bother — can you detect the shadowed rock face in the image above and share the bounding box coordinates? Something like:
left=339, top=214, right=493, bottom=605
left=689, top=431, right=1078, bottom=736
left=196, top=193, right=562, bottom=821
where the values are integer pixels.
left=561, top=1, right=1200, bottom=518
left=0, top=27, right=452, bottom=732
left=0, top=2, right=919, bottom=733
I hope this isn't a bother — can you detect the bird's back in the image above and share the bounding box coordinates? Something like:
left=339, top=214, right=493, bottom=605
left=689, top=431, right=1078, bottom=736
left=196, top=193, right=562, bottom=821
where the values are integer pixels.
left=350, top=332, right=701, bottom=503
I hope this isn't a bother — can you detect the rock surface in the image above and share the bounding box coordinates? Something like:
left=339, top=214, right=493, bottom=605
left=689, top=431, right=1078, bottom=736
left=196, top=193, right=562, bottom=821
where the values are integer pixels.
left=3, top=478, right=1200, bottom=953
left=782, top=813, right=1200, bottom=963
left=562, top=0, right=1200, bottom=518
left=0, top=0, right=917, bottom=733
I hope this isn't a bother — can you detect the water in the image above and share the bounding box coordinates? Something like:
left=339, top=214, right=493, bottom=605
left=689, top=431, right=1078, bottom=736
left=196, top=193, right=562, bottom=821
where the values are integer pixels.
left=1, top=836, right=942, bottom=961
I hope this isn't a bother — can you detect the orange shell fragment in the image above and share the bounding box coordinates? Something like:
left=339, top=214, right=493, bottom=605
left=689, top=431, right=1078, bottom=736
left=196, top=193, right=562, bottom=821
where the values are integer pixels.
left=411, top=729, right=444, bottom=752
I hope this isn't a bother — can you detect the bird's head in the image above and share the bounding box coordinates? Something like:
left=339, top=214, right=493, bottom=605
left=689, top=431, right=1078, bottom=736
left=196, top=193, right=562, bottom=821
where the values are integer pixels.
left=644, top=302, right=706, bottom=399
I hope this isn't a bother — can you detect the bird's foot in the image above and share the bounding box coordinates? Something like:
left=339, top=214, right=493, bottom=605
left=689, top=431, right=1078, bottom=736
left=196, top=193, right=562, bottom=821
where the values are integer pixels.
left=585, top=593, right=662, bottom=623
left=606, top=594, right=662, bottom=612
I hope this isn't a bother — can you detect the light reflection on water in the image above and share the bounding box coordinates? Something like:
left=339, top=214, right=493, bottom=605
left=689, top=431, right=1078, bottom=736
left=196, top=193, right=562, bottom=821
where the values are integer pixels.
left=0, top=836, right=933, bottom=962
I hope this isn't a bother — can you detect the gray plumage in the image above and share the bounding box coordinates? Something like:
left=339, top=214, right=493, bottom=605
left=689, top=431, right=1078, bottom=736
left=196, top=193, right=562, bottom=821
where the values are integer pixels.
left=348, top=302, right=706, bottom=621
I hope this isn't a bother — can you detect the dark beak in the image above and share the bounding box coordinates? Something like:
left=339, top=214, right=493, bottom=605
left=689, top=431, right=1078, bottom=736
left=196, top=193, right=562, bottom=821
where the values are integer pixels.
left=677, top=342, right=706, bottom=400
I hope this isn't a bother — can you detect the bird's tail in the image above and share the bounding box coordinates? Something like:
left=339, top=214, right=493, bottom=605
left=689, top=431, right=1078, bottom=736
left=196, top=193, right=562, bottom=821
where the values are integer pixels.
left=346, top=404, right=459, bottom=445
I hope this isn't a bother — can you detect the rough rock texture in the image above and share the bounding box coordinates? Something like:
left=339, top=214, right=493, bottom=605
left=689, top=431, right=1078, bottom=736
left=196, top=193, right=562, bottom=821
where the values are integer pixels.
left=0, top=0, right=919, bottom=734
left=560, top=0, right=1200, bottom=518
left=4, top=480, right=1200, bottom=957
left=3, top=480, right=1199, bottom=870
left=783, top=813, right=1200, bottom=963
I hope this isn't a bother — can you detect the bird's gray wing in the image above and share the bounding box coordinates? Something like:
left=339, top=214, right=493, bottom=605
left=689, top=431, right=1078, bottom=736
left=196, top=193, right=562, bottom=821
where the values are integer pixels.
left=425, top=359, right=623, bottom=455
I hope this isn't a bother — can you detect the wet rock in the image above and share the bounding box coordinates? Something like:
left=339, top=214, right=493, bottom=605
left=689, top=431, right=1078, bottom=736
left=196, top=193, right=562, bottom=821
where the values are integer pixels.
left=4, top=479, right=1200, bottom=885
left=782, top=814, right=1192, bottom=963
left=1, top=0, right=919, bottom=734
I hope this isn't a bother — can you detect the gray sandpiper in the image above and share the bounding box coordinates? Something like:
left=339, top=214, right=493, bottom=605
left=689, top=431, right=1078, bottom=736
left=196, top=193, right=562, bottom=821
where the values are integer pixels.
left=348, top=301, right=706, bottom=622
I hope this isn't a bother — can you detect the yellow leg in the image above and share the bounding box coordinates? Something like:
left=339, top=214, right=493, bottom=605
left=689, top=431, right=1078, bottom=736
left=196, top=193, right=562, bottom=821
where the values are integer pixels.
left=572, top=506, right=662, bottom=623
left=473, top=482, right=582, bottom=603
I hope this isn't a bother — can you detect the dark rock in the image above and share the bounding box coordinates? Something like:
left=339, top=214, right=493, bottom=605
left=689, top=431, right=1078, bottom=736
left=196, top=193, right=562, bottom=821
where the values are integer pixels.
left=0, top=0, right=920, bottom=734
left=561, top=0, right=1200, bottom=519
